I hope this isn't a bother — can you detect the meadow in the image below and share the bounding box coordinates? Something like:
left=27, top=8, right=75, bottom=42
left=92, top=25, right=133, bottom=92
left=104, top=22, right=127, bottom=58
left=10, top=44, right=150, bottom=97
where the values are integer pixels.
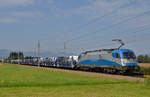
left=0, top=63, right=150, bottom=97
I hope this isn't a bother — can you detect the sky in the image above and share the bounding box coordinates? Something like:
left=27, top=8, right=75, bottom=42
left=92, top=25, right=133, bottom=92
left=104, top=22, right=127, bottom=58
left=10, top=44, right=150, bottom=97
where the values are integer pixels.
left=0, top=0, right=150, bottom=55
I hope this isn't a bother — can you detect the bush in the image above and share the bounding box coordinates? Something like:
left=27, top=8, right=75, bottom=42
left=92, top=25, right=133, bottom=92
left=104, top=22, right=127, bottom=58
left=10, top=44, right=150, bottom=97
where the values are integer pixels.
left=140, top=67, right=150, bottom=75
left=137, top=55, right=150, bottom=63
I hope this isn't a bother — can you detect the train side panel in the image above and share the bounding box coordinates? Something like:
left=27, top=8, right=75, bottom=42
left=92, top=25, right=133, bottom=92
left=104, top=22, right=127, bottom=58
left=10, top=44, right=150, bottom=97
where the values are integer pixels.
left=78, top=50, right=121, bottom=66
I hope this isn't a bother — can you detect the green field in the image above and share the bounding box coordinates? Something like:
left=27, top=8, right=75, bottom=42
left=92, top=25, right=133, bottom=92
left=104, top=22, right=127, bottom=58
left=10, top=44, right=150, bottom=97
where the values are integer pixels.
left=0, top=63, right=150, bottom=97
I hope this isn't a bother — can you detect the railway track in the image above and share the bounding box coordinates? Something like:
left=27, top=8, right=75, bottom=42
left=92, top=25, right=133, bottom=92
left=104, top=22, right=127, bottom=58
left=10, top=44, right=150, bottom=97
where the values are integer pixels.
left=77, top=69, right=144, bottom=81
left=71, top=66, right=144, bottom=78
left=122, top=72, right=144, bottom=78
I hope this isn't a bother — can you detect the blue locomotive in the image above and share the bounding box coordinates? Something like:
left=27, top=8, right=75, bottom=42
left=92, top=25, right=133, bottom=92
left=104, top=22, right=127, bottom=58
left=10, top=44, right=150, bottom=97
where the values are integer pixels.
left=76, top=40, right=140, bottom=73
left=76, top=48, right=140, bottom=73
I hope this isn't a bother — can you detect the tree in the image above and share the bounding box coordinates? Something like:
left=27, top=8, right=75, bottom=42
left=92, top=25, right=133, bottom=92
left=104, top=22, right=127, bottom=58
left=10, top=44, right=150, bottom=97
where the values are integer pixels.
left=8, top=52, right=24, bottom=60
left=137, top=55, right=144, bottom=63
left=18, top=52, right=24, bottom=59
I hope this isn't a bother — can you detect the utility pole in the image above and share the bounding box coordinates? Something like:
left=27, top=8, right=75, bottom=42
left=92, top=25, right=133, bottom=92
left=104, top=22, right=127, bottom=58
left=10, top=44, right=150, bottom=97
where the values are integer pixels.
left=64, top=42, right=66, bottom=57
left=38, top=40, right=40, bottom=67
left=18, top=51, right=20, bottom=64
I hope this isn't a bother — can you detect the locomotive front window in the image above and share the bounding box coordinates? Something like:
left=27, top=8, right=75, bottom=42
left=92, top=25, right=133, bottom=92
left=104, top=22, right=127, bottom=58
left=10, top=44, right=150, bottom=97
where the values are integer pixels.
left=123, top=52, right=136, bottom=59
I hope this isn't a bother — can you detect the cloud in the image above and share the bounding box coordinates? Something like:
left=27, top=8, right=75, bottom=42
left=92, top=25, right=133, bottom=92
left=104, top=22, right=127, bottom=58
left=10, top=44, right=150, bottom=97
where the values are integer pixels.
left=47, top=0, right=54, bottom=4
left=0, top=0, right=53, bottom=23
left=0, top=0, right=35, bottom=7
left=0, top=11, right=45, bottom=23
left=0, top=18, right=18, bottom=23
left=0, top=0, right=54, bottom=7
left=11, top=11, right=43, bottom=18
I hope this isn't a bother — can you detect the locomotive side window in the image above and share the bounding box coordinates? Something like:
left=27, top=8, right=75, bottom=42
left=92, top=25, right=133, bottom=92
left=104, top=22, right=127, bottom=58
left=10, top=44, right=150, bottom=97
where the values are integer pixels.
left=116, top=53, right=120, bottom=58
left=112, top=52, right=121, bottom=59
left=99, top=55, right=102, bottom=59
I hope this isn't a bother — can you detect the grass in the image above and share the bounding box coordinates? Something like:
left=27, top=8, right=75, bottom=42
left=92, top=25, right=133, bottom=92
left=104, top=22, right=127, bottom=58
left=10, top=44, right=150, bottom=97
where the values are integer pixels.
left=139, top=63, right=150, bottom=75
left=0, top=63, right=150, bottom=97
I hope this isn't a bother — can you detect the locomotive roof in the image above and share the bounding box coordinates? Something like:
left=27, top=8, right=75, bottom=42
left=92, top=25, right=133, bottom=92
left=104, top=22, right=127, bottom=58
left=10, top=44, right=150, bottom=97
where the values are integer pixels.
left=82, top=48, right=117, bottom=54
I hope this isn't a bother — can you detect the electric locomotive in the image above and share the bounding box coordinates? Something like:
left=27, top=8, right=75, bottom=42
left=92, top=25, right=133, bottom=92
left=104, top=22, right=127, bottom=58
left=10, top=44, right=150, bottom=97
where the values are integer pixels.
left=76, top=40, right=140, bottom=73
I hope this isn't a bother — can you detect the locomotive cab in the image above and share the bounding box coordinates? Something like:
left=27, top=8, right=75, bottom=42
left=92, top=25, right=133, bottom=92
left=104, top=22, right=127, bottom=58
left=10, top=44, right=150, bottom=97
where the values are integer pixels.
left=112, top=49, right=138, bottom=67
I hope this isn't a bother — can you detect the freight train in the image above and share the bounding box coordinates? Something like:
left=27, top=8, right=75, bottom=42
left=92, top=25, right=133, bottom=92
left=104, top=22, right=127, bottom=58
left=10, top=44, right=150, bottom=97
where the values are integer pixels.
left=4, top=40, right=140, bottom=74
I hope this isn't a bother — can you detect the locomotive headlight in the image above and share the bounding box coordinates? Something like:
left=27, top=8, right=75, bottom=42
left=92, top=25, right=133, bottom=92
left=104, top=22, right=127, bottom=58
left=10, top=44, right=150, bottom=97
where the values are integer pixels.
left=123, top=61, right=126, bottom=66
left=123, top=61, right=126, bottom=65
left=121, top=59, right=127, bottom=66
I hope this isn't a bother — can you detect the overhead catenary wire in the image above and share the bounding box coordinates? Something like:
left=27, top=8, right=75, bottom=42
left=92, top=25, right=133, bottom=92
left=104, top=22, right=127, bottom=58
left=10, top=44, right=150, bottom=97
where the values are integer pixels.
left=67, top=23, right=150, bottom=48
left=63, top=28, right=150, bottom=55
left=67, top=42, right=116, bottom=54
left=66, top=9, right=150, bottom=43
left=66, top=26, right=150, bottom=53
left=65, top=7, right=121, bottom=35
left=64, top=4, right=129, bottom=42
left=66, top=25, right=150, bottom=51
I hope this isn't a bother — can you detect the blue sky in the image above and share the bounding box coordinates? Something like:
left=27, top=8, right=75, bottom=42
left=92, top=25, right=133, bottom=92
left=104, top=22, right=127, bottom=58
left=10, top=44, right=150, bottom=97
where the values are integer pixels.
left=0, top=0, right=150, bottom=55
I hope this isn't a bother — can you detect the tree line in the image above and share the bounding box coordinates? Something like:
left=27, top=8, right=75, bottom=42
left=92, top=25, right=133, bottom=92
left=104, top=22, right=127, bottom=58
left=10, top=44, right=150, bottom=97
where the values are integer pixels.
left=7, top=52, right=38, bottom=60
left=137, top=55, right=150, bottom=63
left=8, top=52, right=24, bottom=60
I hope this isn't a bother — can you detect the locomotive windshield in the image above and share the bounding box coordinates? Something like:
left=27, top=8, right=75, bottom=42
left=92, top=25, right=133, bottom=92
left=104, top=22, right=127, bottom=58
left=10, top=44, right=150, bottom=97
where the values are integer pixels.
left=123, top=52, right=136, bottom=59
